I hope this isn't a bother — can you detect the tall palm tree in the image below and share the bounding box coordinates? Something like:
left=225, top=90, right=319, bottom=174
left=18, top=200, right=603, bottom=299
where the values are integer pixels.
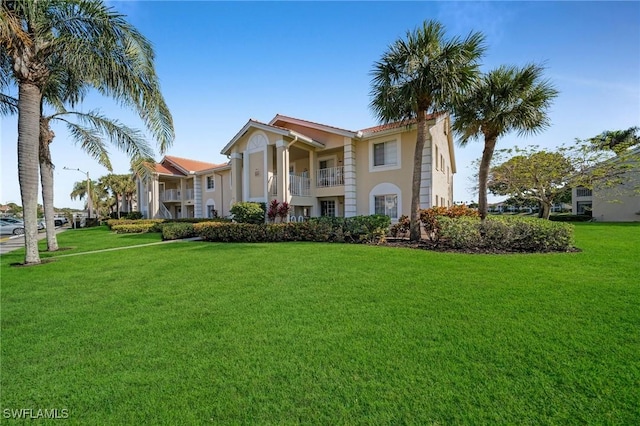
left=370, top=20, right=485, bottom=241
left=452, top=64, right=558, bottom=220
left=1, top=0, right=173, bottom=264
left=100, top=173, right=136, bottom=218
left=70, top=179, right=105, bottom=214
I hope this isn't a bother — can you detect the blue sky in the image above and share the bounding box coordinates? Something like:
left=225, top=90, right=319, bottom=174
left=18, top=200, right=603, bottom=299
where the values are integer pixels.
left=1, top=1, right=639, bottom=209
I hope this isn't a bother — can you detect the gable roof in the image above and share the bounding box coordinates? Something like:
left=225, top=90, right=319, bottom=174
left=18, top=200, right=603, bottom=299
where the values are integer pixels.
left=269, top=114, right=358, bottom=138
left=220, top=119, right=324, bottom=156
left=154, top=155, right=224, bottom=176
left=359, top=112, right=445, bottom=135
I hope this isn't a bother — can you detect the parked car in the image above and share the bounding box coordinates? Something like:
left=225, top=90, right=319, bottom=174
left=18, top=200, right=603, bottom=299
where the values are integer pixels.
left=1, top=217, right=45, bottom=230
left=0, top=218, right=25, bottom=235
left=54, top=216, right=69, bottom=227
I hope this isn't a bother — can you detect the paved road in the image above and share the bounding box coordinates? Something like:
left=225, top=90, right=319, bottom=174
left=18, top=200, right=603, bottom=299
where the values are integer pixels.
left=0, top=227, right=68, bottom=255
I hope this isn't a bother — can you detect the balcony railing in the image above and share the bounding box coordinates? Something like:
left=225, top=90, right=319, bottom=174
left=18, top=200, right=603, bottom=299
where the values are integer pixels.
left=290, top=174, right=310, bottom=196
left=317, top=166, right=344, bottom=188
left=268, top=174, right=311, bottom=197
left=161, top=189, right=180, bottom=201
left=160, top=188, right=194, bottom=201
left=576, top=187, right=592, bottom=197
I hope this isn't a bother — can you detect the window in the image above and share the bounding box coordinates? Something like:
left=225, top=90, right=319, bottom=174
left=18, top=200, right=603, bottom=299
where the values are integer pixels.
left=374, top=194, right=398, bottom=219
left=206, top=175, right=215, bottom=190
left=207, top=205, right=217, bottom=218
left=440, top=154, right=444, bottom=172
left=373, top=141, right=397, bottom=167
left=320, top=200, right=336, bottom=217
left=435, top=146, right=439, bottom=170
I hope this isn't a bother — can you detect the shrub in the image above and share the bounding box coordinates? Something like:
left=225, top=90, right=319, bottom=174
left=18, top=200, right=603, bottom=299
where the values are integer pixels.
left=162, top=222, right=197, bottom=240
left=389, top=215, right=410, bottom=237
left=420, top=205, right=479, bottom=241
left=437, top=216, right=574, bottom=252
left=124, top=211, right=143, bottom=220
left=267, top=200, right=279, bottom=222
left=549, top=214, right=592, bottom=222
left=230, top=202, right=265, bottom=224
left=194, top=215, right=390, bottom=244
left=111, top=223, right=157, bottom=234
left=106, top=219, right=163, bottom=230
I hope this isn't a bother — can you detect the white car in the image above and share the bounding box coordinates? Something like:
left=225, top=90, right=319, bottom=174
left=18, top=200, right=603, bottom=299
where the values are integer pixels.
left=0, top=218, right=25, bottom=235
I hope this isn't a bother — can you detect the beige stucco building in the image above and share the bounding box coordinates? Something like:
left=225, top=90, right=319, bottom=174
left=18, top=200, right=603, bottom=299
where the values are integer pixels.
left=571, top=147, right=640, bottom=222
left=137, top=113, right=455, bottom=221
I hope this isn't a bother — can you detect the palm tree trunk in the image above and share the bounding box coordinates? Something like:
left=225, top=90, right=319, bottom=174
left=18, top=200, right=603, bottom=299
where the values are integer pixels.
left=478, top=135, right=498, bottom=220
left=409, top=111, right=428, bottom=241
left=17, top=82, right=42, bottom=264
left=40, top=147, right=59, bottom=251
left=40, top=117, right=59, bottom=251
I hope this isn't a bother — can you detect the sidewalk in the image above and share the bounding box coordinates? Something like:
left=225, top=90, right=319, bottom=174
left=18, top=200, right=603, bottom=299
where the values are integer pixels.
left=0, top=227, right=67, bottom=255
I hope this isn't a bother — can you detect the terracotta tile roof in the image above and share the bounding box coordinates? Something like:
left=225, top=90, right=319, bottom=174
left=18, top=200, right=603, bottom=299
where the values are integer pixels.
left=164, top=155, right=222, bottom=173
left=155, top=162, right=185, bottom=176
left=360, top=113, right=445, bottom=134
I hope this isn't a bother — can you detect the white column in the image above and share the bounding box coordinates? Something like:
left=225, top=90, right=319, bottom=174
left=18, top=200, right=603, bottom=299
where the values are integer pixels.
left=420, top=138, right=433, bottom=209
left=276, top=140, right=290, bottom=203
left=344, top=138, right=357, bottom=217
left=230, top=152, right=242, bottom=204
left=193, top=174, right=202, bottom=217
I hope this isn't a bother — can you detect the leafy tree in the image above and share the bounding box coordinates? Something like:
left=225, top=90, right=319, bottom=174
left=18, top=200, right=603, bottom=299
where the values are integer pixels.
left=452, top=64, right=558, bottom=220
left=370, top=20, right=485, bottom=241
left=1, top=0, right=173, bottom=263
left=488, top=148, right=573, bottom=219
left=589, top=126, right=640, bottom=155
left=100, top=173, right=136, bottom=218
left=70, top=179, right=105, bottom=215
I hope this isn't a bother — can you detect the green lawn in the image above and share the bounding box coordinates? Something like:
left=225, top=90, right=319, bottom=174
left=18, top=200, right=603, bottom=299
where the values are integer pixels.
left=1, top=224, right=639, bottom=424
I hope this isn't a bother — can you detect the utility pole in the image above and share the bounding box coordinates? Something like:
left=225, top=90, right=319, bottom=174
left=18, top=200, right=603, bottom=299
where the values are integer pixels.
left=64, top=167, right=92, bottom=219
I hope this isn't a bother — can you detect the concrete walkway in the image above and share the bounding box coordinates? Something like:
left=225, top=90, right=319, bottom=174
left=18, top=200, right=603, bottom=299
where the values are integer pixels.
left=1, top=228, right=200, bottom=257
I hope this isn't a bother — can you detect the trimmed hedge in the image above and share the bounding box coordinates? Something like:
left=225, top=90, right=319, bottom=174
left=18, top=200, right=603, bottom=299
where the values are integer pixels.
left=106, top=219, right=164, bottom=230
left=111, top=223, right=158, bottom=234
left=230, top=202, right=266, bottom=224
left=194, top=215, right=391, bottom=244
left=162, top=223, right=197, bottom=240
left=437, top=216, right=575, bottom=252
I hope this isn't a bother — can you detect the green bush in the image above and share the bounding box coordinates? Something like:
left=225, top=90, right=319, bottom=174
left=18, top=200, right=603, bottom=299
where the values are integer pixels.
left=420, top=205, right=479, bottom=241
left=437, top=216, right=574, bottom=252
left=162, top=223, right=197, bottom=240
left=230, top=202, right=265, bottom=224
left=106, top=219, right=163, bottom=230
left=549, top=214, right=592, bottom=222
left=111, top=223, right=157, bottom=234
left=124, top=211, right=143, bottom=220
left=194, top=215, right=390, bottom=244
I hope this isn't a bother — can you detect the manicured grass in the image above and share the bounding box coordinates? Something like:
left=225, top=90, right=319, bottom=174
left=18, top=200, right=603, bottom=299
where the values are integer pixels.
left=1, top=224, right=639, bottom=424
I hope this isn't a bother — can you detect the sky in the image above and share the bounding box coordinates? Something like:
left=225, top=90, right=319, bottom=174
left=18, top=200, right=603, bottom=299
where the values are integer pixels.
left=1, top=1, right=639, bottom=209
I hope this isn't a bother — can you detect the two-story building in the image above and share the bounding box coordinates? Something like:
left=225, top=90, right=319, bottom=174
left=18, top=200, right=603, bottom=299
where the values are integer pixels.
left=137, top=113, right=455, bottom=221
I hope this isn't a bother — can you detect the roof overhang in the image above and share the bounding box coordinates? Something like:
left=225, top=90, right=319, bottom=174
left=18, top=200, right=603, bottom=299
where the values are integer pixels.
left=221, top=119, right=323, bottom=156
left=269, top=114, right=358, bottom=138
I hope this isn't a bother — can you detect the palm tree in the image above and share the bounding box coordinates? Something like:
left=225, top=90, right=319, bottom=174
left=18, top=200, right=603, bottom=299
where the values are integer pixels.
left=70, top=179, right=105, bottom=215
left=589, top=127, right=640, bottom=155
left=452, top=64, right=558, bottom=220
left=1, top=0, right=173, bottom=264
left=100, top=173, right=136, bottom=218
left=370, top=20, right=485, bottom=241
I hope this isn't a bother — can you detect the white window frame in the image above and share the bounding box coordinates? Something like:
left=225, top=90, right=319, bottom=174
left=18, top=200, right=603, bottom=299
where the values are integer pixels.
left=369, top=182, right=401, bottom=222
left=369, top=139, right=400, bottom=172
left=205, top=175, right=215, bottom=191
left=374, top=194, right=398, bottom=219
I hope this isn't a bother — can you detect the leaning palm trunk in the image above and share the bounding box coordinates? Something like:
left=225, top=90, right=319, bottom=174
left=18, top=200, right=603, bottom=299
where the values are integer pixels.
left=409, top=111, right=429, bottom=241
left=478, top=135, right=498, bottom=220
left=39, top=117, right=58, bottom=251
left=17, top=81, right=42, bottom=264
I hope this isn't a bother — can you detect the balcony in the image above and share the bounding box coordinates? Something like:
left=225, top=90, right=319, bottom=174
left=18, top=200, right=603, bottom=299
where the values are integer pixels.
left=576, top=187, right=592, bottom=197
left=160, top=188, right=194, bottom=202
left=317, top=166, right=344, bottom=188
left=269, top=174, right=311, bottom=197
left=161, top=189, right=180, bottom=201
